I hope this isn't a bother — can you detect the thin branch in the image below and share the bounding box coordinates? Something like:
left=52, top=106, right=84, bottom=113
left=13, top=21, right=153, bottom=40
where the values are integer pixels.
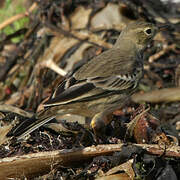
left=148, top=44, right=176, bottom=63
left=0, top=104, right=33, bottom=118
left=0, top=2, right=37, bottom=30
left=0, top=143, right=179, bottom=178
left=39, top=58, right=67, bottom=76
left=131, top=87, right=180, bottom=103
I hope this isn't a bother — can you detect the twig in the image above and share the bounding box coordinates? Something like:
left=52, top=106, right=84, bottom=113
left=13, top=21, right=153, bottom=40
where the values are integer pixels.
left=0, top=104, right=33, bottom=118
left=131, top=87, right=180, bottom=103
left=45, top=23, right=112, bottom=49
left=0, top=2, right=37, bottom=30
left=0, top=143, right=179, bottom=178
left=39, top=58, right=67, bottom=76
left=148, top=44, right=175, bottom=63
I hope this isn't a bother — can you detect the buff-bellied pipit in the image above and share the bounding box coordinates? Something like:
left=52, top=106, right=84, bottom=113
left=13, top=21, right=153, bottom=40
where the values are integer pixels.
left=8, top=21, right=159, bottom=140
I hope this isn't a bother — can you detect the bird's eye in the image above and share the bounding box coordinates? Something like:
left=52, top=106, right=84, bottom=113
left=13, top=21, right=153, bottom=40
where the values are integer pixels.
left=144, top=28, right=152, bottom=35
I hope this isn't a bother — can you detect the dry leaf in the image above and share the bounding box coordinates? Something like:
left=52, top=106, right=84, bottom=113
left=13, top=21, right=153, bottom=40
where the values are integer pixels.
left=70, top=6, right=92, bottom=30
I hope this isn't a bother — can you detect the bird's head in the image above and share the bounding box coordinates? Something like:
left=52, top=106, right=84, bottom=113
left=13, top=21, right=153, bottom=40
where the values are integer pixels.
left=115, top=21, right=158, bottom=52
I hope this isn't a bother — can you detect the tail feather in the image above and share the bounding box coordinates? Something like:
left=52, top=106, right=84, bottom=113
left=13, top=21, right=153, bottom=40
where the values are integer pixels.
left=7, top=115, right=56, bottom=140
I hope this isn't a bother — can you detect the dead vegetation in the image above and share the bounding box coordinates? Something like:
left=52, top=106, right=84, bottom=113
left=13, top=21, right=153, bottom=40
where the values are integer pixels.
left=0, top=0, right=180, bottom=179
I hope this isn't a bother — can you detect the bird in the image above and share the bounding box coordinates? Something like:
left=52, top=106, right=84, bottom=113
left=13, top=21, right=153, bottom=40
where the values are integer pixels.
left=8, top=21, right=158, bottom=140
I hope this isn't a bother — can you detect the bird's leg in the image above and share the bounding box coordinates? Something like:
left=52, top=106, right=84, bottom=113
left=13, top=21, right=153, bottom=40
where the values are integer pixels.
left=90, top=112, right=113, bottom=143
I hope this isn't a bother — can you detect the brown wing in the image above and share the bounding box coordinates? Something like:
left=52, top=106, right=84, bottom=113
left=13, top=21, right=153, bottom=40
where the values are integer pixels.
left=44, top=48, right=142, bottom=107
